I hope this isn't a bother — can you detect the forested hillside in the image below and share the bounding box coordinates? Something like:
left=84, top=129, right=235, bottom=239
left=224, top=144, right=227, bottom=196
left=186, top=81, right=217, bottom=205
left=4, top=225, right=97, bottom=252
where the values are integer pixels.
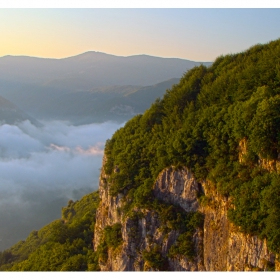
left=103, top=39, right=280, bottom=255
left=0, top=192, right=100, bottom=271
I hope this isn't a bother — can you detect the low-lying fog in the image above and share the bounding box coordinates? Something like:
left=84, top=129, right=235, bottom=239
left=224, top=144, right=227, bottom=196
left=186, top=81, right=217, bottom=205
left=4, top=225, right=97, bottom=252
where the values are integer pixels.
left=0, top=120, right=123, bottom=251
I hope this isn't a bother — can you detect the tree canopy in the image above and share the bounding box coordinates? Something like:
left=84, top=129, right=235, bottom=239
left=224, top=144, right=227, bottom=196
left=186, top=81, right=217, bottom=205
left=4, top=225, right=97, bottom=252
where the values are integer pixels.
left=104, top=39, right=280, bottom=255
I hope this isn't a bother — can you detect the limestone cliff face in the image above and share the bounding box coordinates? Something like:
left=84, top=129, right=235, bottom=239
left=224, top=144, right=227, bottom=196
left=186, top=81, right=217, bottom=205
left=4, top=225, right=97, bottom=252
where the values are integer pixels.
left=202, top=181, right=275, bottom=271
left=93, top=156, right=277, bottom=271
left=239, top=137, right=280, bottom=173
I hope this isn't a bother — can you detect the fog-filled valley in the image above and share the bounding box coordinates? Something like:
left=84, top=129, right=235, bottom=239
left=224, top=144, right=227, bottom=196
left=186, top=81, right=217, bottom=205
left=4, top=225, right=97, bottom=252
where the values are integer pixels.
left=0, top=120, right=123, bottom=250
left=0, top=52, right=209, bottom=251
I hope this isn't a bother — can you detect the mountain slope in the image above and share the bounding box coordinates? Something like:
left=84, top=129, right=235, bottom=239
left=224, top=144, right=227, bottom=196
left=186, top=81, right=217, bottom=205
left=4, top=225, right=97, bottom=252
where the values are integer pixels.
left=0, top=96, right=40, bottom=126
left=1, top=78, right=180, bottom=124
left=0, top=192, right=100, bottom=271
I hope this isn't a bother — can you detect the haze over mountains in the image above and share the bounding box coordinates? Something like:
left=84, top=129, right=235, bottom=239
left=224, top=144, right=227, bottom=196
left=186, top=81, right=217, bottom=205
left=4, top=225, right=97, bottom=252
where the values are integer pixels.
left=0, top=52, right=211, bottom=124
left=1, top=78, right=180, bottom=124
left=0, top=52, right=211, bottom=89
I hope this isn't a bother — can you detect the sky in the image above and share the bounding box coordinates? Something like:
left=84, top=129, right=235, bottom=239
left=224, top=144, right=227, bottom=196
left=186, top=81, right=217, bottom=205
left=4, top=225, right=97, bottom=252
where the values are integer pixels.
left=0, top=7, right=279, bottom=61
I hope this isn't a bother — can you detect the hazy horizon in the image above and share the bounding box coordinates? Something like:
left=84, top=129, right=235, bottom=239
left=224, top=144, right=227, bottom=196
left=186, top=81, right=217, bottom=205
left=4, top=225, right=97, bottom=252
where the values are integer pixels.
left=0, top=50, right=214, bottom=63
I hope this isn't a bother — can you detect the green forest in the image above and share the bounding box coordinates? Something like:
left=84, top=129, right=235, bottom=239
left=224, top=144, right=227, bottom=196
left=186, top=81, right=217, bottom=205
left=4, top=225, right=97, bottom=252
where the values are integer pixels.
left=1, top=38, right=280, bottom=271
left=0, top=192, right=100, bottom=271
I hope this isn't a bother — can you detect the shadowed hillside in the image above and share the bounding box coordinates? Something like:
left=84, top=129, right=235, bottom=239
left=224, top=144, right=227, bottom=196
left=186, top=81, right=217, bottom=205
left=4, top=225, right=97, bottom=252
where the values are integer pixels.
left=0, top=96, right=40, bottom=126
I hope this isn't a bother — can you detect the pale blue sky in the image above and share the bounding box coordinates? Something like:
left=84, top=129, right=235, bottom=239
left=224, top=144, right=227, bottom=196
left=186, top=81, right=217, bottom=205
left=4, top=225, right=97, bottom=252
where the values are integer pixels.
left=0, top=8, right=279, bottom=61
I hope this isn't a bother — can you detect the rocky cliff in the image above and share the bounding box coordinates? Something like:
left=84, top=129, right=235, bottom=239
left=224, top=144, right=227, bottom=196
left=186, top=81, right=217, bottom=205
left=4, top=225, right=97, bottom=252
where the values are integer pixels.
left=93, top=155, right=278, bottom=271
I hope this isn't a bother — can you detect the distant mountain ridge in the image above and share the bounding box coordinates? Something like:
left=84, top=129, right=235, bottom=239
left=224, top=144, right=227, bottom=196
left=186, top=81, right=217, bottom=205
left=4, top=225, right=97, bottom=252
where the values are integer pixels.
left=0, top=52, right=211, bottom=90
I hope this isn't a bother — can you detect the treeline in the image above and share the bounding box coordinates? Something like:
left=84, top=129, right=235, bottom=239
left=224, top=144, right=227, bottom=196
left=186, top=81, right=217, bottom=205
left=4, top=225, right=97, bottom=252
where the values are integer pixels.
left=0, top=191, right=100, bottom=271
left=104, top=39, right=280, bottom=254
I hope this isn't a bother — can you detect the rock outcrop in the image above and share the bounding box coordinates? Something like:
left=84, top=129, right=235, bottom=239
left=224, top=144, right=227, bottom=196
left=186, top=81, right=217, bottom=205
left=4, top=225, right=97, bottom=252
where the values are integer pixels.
left=93, top=156, right=278, bottom=271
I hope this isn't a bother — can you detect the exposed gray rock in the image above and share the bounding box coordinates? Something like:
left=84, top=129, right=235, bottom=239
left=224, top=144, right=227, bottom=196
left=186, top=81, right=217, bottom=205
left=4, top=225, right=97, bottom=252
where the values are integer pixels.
left=94, top=156, right=279, bottom=271
left=154, top=167, right=200, bottom=212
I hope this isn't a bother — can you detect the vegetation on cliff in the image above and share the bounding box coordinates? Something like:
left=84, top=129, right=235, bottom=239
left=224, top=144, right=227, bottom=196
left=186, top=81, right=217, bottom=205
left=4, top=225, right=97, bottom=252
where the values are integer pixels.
left=104, top=39, right=280, bottom=255
left=95, top=223, right=123, bottom=265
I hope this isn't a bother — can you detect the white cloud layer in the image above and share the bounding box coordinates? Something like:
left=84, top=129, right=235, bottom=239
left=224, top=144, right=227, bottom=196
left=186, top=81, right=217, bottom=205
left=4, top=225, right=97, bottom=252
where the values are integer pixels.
left=0, top=120, right=123, bottom=250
